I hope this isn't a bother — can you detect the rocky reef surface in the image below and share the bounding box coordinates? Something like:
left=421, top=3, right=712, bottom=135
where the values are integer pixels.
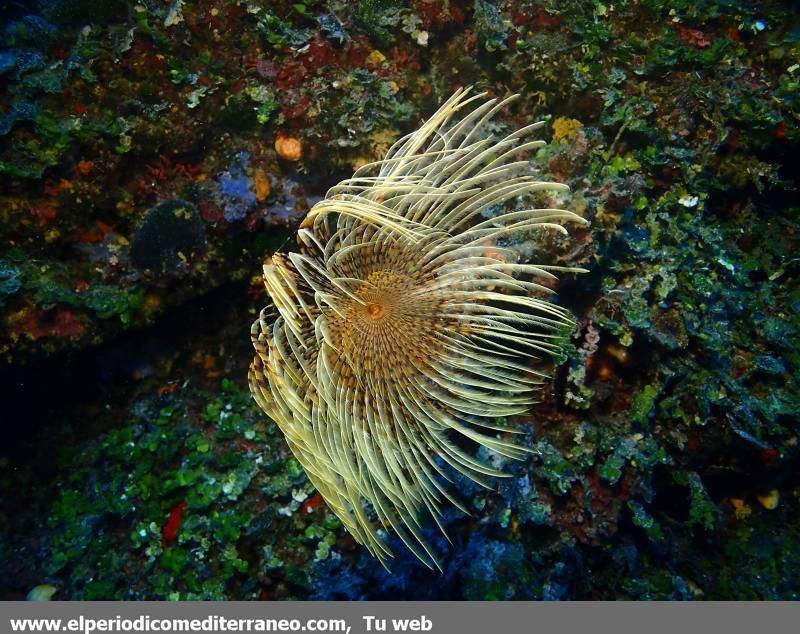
left=1, top=0, right=799, bottom=599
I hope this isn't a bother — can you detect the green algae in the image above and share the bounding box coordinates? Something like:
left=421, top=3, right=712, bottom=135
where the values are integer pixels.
left=41, top=380, right=285, bottom=599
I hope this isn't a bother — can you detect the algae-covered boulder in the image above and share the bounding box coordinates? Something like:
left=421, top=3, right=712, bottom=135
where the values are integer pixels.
left=130, top=200, right=207, bottom=276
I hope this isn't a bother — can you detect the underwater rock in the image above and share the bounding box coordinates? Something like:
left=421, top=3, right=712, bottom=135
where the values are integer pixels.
left=0, top=0, right=798, bottom=601
left=130, top=199, right=207, bottom=275
left=26, top=584, right=57, bottom=601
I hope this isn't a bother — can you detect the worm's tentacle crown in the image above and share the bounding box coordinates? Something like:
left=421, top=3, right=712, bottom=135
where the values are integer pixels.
left=249, top=88, right=587, bottom=569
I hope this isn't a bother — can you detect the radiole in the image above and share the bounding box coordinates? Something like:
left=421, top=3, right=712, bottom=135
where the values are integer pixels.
left=249, top=88, right=587, bottom=568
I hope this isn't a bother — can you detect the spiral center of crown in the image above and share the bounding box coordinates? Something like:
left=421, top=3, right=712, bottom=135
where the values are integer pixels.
left=351, top=270, right=413, bottom=324
left=365, top=301, right=386, bottom=320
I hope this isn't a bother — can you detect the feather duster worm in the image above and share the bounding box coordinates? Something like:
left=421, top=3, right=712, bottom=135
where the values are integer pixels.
left=249, top=88, right=586, bottom=569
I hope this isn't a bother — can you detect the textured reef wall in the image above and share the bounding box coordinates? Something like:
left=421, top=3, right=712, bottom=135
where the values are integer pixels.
left=1, top=0, right=799, bottom=599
